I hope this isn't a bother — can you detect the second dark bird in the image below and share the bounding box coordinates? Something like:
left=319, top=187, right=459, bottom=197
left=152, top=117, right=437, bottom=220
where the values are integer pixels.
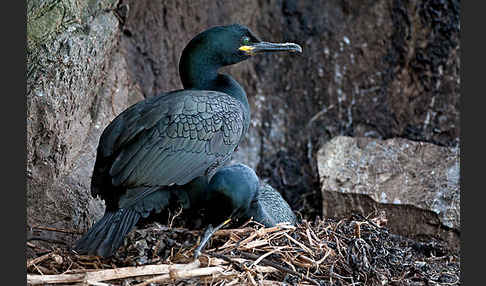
left=74, top=24, right=301, bottom=257
left=203, top=163, right=297, bottom=228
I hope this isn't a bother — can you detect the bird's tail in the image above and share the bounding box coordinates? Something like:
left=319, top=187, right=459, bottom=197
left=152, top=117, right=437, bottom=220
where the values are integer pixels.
left=73, top=208, right=141, bottom=257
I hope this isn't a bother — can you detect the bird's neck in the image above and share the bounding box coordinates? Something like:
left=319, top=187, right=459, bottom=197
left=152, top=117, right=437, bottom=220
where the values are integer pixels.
left=179, top=54, right=250, bottom=125
left=179, top=52, right=220, bottom=91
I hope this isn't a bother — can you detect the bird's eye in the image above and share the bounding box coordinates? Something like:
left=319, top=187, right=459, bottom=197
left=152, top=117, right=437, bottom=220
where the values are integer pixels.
left=241, top=36, right=250, bottom=45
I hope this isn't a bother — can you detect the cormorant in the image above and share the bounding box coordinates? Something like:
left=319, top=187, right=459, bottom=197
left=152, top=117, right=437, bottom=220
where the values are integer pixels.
left=193, top=163, right=297, bottom=258
left=74, top=24, right=301, bottom=257
left=204, top=163, right=297, bottom=227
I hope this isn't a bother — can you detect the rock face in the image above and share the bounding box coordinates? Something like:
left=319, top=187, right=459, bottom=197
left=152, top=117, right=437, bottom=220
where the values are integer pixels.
left=26, top=0, right=145, bottom=237
left=26, top=0, right=460, bottom=248
left=317, top=136, right=460, bottom=250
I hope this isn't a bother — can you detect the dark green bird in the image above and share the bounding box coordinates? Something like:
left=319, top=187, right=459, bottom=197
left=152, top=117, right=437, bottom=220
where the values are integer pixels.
left=204, top=163, right=297, bottom=227
left=74, top=24, right=301, bottom=257
left=191, top=163, right=297, bottom=258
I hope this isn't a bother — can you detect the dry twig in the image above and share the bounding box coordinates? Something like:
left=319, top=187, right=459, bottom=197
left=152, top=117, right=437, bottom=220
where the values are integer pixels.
left=27, top=260, right=201, bottom=285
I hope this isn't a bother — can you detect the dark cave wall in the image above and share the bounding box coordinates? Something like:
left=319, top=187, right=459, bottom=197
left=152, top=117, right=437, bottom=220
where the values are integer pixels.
left=26, top=0, right=460, bottom=240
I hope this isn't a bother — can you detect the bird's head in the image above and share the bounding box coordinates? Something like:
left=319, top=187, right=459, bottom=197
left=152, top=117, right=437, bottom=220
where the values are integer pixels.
left=205, top=163, right=260, bottom=219
left=181, top=24, right=302, bottom=67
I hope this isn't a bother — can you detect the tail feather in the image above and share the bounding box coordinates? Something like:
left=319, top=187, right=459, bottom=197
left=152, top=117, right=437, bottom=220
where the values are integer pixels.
left=74, top=180, right=207, bottom=257
left=74, top=208, right=141, bottom=257
left=111, top=209, right=139, bottom=254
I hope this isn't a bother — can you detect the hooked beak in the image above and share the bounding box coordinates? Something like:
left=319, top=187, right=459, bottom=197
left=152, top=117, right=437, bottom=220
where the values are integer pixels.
left=239, top=41, right=302, bottom=55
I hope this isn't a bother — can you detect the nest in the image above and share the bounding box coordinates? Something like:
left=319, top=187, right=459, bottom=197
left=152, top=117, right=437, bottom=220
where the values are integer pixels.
left=27, top=212, right=460, bottom=285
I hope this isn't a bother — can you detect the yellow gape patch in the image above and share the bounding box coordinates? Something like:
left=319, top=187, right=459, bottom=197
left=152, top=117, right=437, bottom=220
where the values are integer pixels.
left=238, top=45, right=254, bottom=54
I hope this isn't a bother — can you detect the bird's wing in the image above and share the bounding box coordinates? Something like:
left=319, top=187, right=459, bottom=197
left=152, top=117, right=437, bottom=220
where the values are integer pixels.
left=91, top=90, right=245, bottom=199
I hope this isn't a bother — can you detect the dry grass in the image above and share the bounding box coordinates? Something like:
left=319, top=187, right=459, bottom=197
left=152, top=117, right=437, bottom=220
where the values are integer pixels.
left=27, top=212, right=460, bottom=285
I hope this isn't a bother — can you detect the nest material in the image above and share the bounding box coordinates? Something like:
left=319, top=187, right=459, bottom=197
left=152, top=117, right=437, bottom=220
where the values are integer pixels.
left=27, top=212, right=460, bottom=285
